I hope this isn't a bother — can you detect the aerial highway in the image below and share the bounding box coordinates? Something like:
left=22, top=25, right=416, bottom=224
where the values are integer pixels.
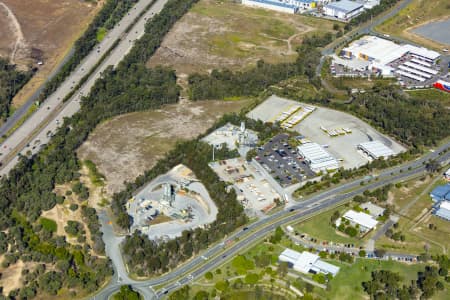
left=0, top=0, right=169, bottom=177
left=92, top=141, right=449, bottom=299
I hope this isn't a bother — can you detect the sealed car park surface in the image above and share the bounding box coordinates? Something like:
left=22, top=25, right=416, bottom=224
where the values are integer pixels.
left=256, top=134, right=315, bottom=187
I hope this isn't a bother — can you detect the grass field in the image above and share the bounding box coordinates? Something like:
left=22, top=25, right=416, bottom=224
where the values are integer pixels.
left=148, top=0, right=338, bottom=75
left=293, top=204, right=367, bottom=246
left=376, top=175, right=450, bottom=255
left=316, top=259, right=428, bottom=299
left=376, top=0, right=450, bottom=49
left=78, top=99, right=252, bottom=194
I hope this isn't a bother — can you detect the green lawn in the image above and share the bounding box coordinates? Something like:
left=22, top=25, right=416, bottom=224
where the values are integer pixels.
left=376, top=175, right=450, bottom=255
left=293, top=205, right=364, bottom=246
left=317, top=259, right=427, bottom=300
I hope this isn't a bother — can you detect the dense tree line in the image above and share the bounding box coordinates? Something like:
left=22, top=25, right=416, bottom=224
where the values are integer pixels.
left=38, top=0, right=139, bottom=103
left=347, top=83, right=450, bottom=147
left=187, top=33, right=333, bottom=100
left=0, top=0, right=197, bottom=297
left=0, top=58, right=34, bottom=120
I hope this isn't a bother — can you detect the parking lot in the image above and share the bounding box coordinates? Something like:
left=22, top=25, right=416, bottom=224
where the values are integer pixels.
left=256, top=134, right=315, bottom=187
left=388, top=54, right=444, bottom=88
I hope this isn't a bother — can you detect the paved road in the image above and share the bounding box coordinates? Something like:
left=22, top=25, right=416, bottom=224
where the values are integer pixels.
left=0, top=0, right=169, bottom=177
left=92, top=141, right=449, bottom=299
left=0, top=47, right=75, bottom=137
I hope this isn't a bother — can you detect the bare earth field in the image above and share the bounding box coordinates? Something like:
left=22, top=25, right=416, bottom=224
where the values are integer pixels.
left=0, top=0, right=102, bottom=108
left=0, top=7, right=15, bottom=59
left=78, top=99, right=251, bottom=194
left=147, top=0, right=337, bottom=75
left=377, top=0, right=450, bottom=50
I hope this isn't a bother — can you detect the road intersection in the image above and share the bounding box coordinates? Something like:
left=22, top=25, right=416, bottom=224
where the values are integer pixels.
left=0, top=0, right=448, bottom=299
left=92, top=142, right=449, bottom=299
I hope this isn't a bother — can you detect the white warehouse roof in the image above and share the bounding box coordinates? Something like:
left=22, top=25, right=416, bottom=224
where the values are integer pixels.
left=435, top=201, right=450, bottom=221
left=297, top=143, right=339, bottom=172
left=358, top=141, right=395, bottom=159
left=440, top=201, right=450, bottom=211
left=325, top=0, right=363, bottom=13
left=312, top=260, right=340, bottom=277
left=279, top=249, right=340, bottom=276
left=343, top=36, right=440, bottom=65
left=343, top=210, right=378, bottom=230
left=294, top=251, right=319, bottom=274
left=279, top=248, right=302, bottom=265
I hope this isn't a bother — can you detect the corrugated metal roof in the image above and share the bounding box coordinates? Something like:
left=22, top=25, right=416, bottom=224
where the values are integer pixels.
left=358, top=141, right=395, bottom=159
left=325, top=0, right=363, bottom=13
left=343, top=210, right=378, bottom=229
left=245, top=0, right=297, bottom=9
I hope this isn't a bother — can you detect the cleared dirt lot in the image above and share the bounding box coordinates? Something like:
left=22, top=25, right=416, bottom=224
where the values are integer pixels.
left=147, top=0, right=337, bottom=75
left=0, top=0, right=102, bottom=108
left=78, top=99, right=251, bottom=194
left=0, top=6, right=16, bottom=60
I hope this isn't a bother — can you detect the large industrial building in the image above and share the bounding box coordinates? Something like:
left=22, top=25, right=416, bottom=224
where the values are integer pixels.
left=430, top=184, right=450, bottom=202
left=357, top=140, right=395, bottom=159
left=445, top=168, right=450, bottom=181
left=279, top=249, right=340, bottom=276
left=297, top=142, right=339, bottom=173
left=336, top=210, right=378, bottom=232
left=323, top=0, right=364, bottom=20
left=430, top=184, right=450, bottom=222
left=242, top=0, right=297, bottom=13
left=242, top=0, right=317, bottom=14
left=435, top=201, right=450, bottom=221
left=336, top=35, right=441, bottom=81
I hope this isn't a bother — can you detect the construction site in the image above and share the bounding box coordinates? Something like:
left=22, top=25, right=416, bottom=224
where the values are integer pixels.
left=126, top=165, right=218, bottom=241
left=210, top=157, right=283, bottom=216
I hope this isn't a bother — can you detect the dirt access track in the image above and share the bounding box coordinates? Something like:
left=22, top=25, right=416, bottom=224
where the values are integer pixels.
left=0, top=0, right=102, bottom=108
left=147, top=0, right=337, bottom=75
left=78, top=99, right=251, bottom=195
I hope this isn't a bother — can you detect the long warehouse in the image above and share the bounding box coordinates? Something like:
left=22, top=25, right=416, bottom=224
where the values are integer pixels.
left=297, top=143, right=339, bottom=173
left=358, top=141, right=395, bottom=159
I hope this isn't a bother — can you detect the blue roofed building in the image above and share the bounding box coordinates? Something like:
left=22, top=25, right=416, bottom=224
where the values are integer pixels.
left=430, top=184, right=450, bottom=202
left=242, top=0, right=299, bottom=13
left=242, top=0, right=318, bottom=13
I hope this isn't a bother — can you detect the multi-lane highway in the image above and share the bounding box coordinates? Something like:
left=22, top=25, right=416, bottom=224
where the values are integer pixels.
left=0, top=0, right=169, bottom=177
left=92, top=141, right=449, bottom=299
